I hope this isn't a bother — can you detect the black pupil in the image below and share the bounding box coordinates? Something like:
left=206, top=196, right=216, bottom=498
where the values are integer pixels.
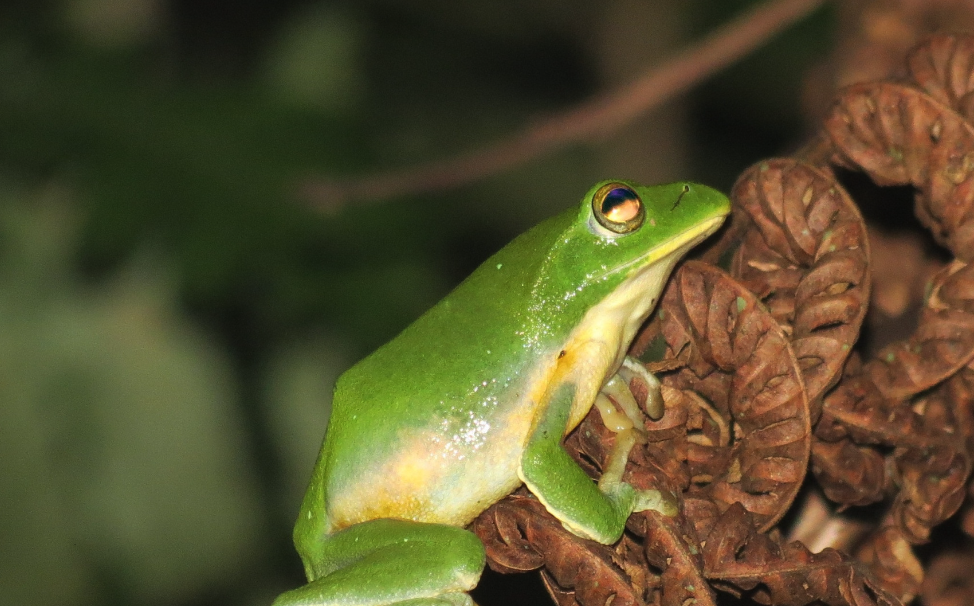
left=602, top=187, right=638, bottom=218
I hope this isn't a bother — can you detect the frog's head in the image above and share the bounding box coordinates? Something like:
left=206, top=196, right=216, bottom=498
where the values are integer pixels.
left=578, top=179, right=730, bottom=278
left=529, top=180, right=731, bottom=351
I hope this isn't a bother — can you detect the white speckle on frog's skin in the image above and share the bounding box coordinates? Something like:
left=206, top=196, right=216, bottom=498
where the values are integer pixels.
left=441, top=405, right=493, bottom=461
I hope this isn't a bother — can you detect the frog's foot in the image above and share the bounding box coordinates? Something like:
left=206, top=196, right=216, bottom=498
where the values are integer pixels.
left=633, top=488, right=678, bottom=516
left=596, top=362, right=678, bottom=518
left=274, top=519, right=485, bottom=606
left=594, top=423, right=678, bottom=517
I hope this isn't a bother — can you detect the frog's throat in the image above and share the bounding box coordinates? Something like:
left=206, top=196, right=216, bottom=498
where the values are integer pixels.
left=561, top=214, right=725, bottom=431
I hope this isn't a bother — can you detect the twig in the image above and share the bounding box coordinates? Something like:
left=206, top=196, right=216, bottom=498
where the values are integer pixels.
left=300, top=0, right=827, bottom=210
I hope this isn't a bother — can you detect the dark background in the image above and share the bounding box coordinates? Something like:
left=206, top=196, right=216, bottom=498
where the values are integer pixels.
left=0, top=1, right=831, bottom=605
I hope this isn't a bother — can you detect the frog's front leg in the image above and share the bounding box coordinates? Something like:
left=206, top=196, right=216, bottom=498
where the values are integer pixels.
left=518, top=353, right=676, bottom=545
left=519, top=379, right=635, bottom=544
left=273, top=519, right=485, bottom=606
left=520, top=356, right=676, bottom=542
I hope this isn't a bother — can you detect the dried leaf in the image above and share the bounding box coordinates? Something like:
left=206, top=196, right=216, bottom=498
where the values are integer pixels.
left=626, top=510, right=716, bottom=606
left=855, top=527, right=924, bottom=604
left=864, top=260, right=974, bottom=400
left=813, top=365, right=971, bottom=537
left=907, top=34, right=974, bottom=123
left=471, top=496, right=642, bottom=606
left=725, top=159, right=871, bottom=408
left=703, top=503, right=900, bottom=606
left=826, top=81, right=974, bottom=259
left=652, top=262, right=812, bottom=531
left=810, top=436, right=888, bottom=507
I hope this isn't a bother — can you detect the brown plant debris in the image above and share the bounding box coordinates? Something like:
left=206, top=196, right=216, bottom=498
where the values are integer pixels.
left=855, top=526, right=924, bottom=604
left=703, top=503, right=898, bottom=606
left=865, top=260, right=974, bottom=400
left=825, top=82, right=974, bottom=260
left=651, top=261, right=812, bottom=533
left=471, top=495, right=647, bottom=606
left=471, top=32, right=974, bottom=606
left=715, top=159, right=871, bottom=413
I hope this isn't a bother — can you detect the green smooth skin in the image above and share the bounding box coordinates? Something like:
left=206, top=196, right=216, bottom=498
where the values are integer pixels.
left=274, top=181, right=730, bottom=606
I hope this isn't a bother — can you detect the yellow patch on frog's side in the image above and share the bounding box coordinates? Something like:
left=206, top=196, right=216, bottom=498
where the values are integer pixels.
left=328, top=408, right=536, bottom=531
left=395, top=454, right=435, bottom=491
left=328, top=437, right=442, bottom=529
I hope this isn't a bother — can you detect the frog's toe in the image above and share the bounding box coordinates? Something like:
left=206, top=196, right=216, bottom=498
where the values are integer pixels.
left=633, top=488, right=678, bottom=517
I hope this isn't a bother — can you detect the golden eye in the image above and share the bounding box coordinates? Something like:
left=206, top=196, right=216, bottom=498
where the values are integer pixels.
left=592, top=183, right=645, bottom=234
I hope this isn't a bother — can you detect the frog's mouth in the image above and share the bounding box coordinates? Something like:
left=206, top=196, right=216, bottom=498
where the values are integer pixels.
left=614, top=214, right=726, bottom=278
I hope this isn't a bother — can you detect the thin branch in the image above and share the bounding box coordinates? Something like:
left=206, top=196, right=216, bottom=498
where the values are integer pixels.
left=300, top=0, right=827, bottom=210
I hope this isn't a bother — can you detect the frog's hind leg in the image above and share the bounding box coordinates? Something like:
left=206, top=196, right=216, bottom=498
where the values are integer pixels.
left=274, top=518, right=486, bottom=606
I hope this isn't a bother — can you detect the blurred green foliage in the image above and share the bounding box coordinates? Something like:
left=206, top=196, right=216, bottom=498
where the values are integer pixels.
left=0, top=184, right=262, bottom=605
left=0, top=1, right=831, bottom=605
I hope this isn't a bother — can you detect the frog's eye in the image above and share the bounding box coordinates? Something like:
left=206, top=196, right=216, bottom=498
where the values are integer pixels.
left=592, top=183, right=645, bottom=234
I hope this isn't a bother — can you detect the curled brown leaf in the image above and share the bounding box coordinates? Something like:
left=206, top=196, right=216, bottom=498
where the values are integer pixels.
left=855, top=527, right=924, bottom=604
left=471, top=496, right=642, bottom=606
left=818, top=43, right=974, bottom=543
left=724, top=159, right=871, bottom=409
left=703, top=503, right=900, bottom=606
left=653, top=261, right=812, bottom=531
left=810, top=435, right=888, bottom=507
left=825, top=81, right=974, bottom=259
left=888, top=370, right=973, bottom=543
left=625, top=510, right=716, bottom=606
left=907, top=34, right=974, bottom=125
left=813, top=361, right=970, bottom=537
left=864, top=260, right=974, bottom=400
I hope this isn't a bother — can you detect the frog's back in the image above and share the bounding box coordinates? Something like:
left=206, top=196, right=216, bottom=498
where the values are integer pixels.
left=319, top=211, right=574, bottom=531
